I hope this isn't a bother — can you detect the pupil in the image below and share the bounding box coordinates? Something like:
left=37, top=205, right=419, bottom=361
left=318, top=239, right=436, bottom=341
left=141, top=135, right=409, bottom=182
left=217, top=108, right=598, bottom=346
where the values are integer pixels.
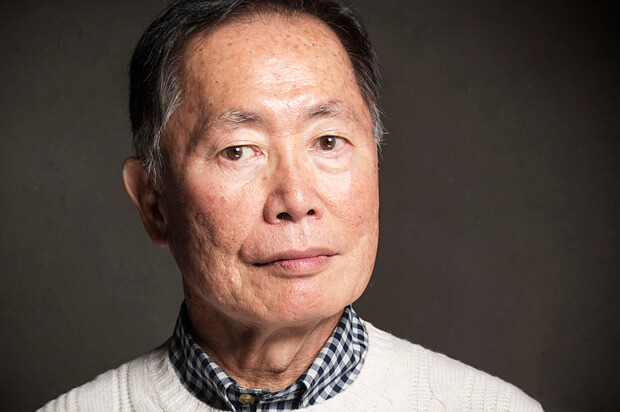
left=322, top=136, right=335, bottom=150
left=228, top=147, right=242, bottom=160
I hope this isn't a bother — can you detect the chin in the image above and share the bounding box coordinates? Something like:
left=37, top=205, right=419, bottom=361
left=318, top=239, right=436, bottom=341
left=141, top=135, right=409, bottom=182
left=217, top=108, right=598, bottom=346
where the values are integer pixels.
left=261, top=285, right=363, bottom=328
left=241, top=292, right=349, bottom=328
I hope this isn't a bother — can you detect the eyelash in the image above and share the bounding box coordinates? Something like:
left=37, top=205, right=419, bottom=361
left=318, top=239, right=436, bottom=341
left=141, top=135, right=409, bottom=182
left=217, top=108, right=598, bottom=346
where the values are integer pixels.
left=315, top=135, right=346, bottom=152
left=220, top=145, right=256, bottom=161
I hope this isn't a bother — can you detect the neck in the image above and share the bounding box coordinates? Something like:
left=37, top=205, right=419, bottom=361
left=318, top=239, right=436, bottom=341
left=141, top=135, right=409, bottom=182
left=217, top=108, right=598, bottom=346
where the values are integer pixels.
left=185, top=301, right=343, bottom=391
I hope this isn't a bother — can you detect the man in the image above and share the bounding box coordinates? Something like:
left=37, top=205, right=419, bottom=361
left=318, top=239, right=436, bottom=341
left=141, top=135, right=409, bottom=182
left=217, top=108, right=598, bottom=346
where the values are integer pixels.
left=40, top=0, right=542, bottom=410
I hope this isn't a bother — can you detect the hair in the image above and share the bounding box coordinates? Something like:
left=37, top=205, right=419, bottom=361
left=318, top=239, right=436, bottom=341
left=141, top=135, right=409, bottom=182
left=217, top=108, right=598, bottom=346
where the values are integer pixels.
left=129, top=0, right=384, bottom=189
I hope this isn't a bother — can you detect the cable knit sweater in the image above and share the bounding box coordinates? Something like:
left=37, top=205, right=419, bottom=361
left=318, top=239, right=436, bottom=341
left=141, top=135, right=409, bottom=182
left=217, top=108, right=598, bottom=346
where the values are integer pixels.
left=39, top=322, right=543, bottom=411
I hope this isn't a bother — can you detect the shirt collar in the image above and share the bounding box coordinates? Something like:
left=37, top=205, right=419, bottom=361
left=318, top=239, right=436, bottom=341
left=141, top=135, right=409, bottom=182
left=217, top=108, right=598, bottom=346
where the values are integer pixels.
left=169, top=303, right=368, bottom=411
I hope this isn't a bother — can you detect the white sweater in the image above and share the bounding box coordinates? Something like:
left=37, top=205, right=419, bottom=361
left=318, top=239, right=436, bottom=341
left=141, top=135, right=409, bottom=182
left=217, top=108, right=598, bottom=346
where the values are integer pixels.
left=39, top=322, right=543, bottom=411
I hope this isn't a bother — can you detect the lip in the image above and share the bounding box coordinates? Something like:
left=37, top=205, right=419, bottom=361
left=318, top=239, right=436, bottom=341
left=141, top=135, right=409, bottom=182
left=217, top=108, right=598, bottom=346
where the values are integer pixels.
left=254, top=248, right=336, bottom=274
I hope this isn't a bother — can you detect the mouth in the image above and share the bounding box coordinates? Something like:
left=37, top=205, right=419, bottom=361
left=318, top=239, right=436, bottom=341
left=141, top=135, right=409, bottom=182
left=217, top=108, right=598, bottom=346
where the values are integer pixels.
left=254, top=248, right=336, bottom=273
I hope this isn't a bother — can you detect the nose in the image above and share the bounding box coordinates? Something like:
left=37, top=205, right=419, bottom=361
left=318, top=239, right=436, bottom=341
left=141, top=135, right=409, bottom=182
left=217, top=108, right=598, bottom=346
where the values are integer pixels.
left=263, top=157, right=324, bottom=224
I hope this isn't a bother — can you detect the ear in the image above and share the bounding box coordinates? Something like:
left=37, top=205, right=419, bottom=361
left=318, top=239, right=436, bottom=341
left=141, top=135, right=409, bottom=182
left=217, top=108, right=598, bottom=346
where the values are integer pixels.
left=122, top=157, right=169, bottom=247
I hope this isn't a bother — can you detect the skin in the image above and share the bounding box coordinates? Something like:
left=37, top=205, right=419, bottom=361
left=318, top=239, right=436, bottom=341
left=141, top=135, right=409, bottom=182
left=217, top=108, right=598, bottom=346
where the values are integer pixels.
left=123, top=14, right=379, bottom=391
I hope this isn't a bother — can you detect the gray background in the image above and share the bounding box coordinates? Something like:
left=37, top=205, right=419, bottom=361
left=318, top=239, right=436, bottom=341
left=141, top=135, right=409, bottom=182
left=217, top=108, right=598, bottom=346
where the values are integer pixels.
left=1, top=0, right=618, bottom=411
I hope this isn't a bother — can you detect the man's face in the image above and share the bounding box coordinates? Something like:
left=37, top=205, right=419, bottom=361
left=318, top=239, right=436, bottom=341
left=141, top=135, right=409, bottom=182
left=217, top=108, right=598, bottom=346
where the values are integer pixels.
left=158, top=14, right=379, bottom=327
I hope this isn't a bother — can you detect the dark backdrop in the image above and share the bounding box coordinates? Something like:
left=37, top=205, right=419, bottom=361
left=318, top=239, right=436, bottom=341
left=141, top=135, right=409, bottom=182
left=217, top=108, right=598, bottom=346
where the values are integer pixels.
left=1, top=1, right=618, bottom=411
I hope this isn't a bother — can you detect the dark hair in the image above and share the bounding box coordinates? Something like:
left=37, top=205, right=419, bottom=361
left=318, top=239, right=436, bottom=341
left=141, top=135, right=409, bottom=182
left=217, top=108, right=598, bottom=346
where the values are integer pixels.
left=130, top=0, right=383, bottom=188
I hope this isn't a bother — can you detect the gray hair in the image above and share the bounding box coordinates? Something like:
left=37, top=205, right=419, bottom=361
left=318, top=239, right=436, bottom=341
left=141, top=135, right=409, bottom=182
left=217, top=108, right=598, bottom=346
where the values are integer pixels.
left=129, top=0, right=384, bottom=189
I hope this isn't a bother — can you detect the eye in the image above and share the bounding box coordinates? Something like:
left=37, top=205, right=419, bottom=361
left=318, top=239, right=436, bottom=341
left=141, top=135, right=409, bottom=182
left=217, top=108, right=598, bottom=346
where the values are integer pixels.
left=317, top=135, right=344, bottom=151
left=221, top=145, right=252, bottom=161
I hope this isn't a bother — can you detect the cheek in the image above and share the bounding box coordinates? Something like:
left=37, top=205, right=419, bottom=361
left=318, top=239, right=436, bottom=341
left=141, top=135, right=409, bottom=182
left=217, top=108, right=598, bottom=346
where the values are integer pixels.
left=169, top=185, right=258, bottom=304
left=330, top=161, right=379, bottom=282
left=166, top=178, right=260, bottom=274
left=191, top=179, right=259, bottom=243
left=324, top=159, right=379, bottom=228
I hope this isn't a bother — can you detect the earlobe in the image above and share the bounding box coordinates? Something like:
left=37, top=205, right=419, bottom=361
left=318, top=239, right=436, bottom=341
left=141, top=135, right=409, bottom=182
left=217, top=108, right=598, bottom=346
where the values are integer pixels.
left=122, top=157, right=169, bottom=247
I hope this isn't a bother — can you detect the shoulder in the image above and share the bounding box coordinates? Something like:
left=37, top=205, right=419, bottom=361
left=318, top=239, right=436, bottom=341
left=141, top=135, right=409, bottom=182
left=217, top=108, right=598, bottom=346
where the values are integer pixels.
left=363, top=322, right=543, bottom=411
left=37, top=344, right=169, bottom=412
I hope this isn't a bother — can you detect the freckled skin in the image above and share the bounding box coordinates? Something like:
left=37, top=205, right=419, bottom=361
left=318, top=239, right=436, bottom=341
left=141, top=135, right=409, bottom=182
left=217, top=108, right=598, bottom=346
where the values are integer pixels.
left=159, top=15, right=379, bottom=331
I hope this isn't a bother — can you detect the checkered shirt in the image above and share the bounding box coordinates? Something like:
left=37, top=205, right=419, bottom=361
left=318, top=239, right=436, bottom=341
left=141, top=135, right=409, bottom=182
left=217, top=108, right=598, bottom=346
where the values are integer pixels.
left=169, top=304, right=368, bottom=411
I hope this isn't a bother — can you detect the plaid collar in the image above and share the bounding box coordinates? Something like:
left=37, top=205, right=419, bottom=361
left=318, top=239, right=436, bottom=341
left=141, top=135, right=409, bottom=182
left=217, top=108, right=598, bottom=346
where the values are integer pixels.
left=169, top=303, right=368, bottom=411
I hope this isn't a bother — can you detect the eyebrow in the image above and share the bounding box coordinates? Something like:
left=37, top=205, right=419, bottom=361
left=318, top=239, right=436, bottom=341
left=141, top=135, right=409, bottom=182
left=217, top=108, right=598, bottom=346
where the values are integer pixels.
left=210, top=100, right=353, bottom=128
left=304, top=100, right=354, bottom=121
left=211, top=109, right=262, bottom=127
left=186, top=109, right=259, bottom=151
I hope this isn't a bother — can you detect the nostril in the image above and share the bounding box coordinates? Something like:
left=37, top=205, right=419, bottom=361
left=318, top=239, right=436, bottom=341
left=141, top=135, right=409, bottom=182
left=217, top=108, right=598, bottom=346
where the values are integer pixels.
left=275, top=210, right=314, bottom=220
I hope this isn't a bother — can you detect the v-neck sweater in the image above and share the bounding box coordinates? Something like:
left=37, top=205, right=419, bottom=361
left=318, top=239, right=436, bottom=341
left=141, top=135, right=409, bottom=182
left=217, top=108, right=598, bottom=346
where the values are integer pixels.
left=39, top=322, right=543, bottom=411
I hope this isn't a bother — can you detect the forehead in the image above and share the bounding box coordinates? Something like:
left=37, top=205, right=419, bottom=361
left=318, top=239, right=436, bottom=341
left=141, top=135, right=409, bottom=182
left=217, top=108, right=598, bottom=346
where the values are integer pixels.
left=178, top=13, right=361, bottom=109
left=193, top=12, right=347, bottom=59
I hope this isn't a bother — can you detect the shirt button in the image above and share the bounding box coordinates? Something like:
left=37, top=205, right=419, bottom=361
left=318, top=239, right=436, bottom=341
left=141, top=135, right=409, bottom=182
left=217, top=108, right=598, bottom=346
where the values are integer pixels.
left=239, top=394, right=255, bottom=406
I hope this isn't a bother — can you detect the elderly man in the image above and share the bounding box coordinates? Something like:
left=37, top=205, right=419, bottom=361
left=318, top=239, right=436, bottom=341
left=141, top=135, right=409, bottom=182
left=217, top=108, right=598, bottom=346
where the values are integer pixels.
left=41, top=0, right=542, bottom=411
